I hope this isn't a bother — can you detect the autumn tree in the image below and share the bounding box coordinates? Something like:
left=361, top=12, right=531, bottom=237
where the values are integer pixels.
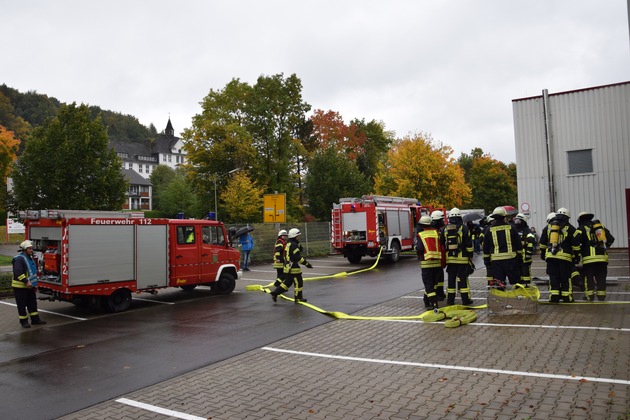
left=374, top=132, right=471, bottom=208
left=457, top=148, right=517, bottom=213
left=220, top=171, right=265, bottom=223
left=9, top=103, right=127, bottom=210
left=304, top=147, right=371, bottom=220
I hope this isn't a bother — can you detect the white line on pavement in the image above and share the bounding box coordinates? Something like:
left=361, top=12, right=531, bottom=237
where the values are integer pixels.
left=262, top=347, right=630, bottom=385
left=381, top=318, right=630, bottom=332
left=116, top=398, right=206, bottom=420
left=0, top=300, right=87, bottom=321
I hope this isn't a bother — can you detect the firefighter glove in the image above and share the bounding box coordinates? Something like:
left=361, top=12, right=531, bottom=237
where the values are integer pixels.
left=305, top=262, right=313, bottom=269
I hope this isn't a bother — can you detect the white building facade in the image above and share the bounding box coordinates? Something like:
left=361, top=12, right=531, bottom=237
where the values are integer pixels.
left=512, top=81, right=630, bottom=248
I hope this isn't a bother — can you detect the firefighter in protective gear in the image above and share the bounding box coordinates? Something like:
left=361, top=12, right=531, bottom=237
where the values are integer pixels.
left=441, top=208, right=474, bottom=305
left=539, top=208, right=580, bottom=303
left=482, top=207, right=523, bottom=287
left=513, top=213, right=536, bottom=287
left=479, top=216, right=495, bottom=286
left=577, top=212, right=615, bottom=301
left=12, top=240, right=46, bottom=328
left=430, top=210, right=447, bottom=301
left=417, top=215, right=444, bottom=309
left=272, top=230, right=288, bottom=289
left=270, top=228, right=313, bottom=303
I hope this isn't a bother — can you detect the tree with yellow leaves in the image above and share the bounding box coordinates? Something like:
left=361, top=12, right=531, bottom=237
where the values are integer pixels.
left=0, top=125, right=19, bottom=179
left=374, top=132, right=471, bottom=208
left=220, top=171, right=265, bottom=223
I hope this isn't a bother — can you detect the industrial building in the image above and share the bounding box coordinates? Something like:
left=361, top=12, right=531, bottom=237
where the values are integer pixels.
left=512, top=81, right=629, bottom=248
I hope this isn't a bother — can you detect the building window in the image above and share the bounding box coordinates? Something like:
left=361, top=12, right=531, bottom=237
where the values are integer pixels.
left=168, top=155, right=172, bottom=163
left=567, top=149, right=593, bottom=175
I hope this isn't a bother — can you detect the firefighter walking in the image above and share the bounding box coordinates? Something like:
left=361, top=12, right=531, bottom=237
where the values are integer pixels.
left=482, top=207, right=523, bottom=287
left=441, top=208, right=474, bottom=305
left=12, top=240, right=46, bottom=328
left=270, top=228, right=313, bottom=303
left=539, top=208, right=580, bottom=303
left=416, top=216, right=444, bottom=309
left=272, top=229, right=288, bottom=289
left=576, top=211, right=615, bottom=301
left=513, top=213, right=536, bottom=287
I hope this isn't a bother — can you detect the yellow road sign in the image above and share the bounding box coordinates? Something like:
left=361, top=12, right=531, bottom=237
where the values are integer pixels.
left=264, top=194, right=286, bottom=223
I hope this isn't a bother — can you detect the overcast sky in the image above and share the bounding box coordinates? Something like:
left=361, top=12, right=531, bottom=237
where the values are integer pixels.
left=2, top=1, right=629, bottom=163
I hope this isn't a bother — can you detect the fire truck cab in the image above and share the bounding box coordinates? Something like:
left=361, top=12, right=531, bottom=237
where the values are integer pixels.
left=19, top=209, right=242, bottom=312
left=331, top=195, right=440, bottom=264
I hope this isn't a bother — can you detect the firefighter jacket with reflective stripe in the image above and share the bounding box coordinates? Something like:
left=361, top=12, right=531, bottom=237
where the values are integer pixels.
left=482, top=222, right=523, bottom=261
left=577, top=221, right=614, bottom=264
left=516, top=227, right=536, bottom=264
left=12, top=253, right=37, bottom=289
left=539, top=222, right=580, bottom=262
left=441, top=223, right=473, bottom=264
left=273, top=237, right=286, bottom=269
left=284, top=238, right=308, bottom=274
left=417, top=228, right=444, bottom=269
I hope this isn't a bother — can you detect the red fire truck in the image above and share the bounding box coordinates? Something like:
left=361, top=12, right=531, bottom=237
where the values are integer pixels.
left=331, top=195, right=443, bottom=264
left=19, top=209, right=241, bottom=312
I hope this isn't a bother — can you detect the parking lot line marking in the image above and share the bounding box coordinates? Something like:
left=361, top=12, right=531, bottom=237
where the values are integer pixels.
left=0, top=301, right=87, bottom=321
left=116, top=398, right=206, bottom=420
left=381, top=318, right=630, bottom=332
left=262, top=347, right=630, bottom=385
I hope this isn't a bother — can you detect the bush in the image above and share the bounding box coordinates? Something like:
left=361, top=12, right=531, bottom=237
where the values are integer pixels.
left=0, top=272, right=12, bottom=298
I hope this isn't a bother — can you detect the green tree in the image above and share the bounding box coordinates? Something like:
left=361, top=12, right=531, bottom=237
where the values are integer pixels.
left=220, top=171, right=265, bottom=223
left=304, top=147, right=371, bottom=220
left=159, top=170, right=198, bottom=217
left=149, top=164, right=176, bottom=211
left=351, top=118, right=394, bottom=187
left=9, top=103, right=127, bottom=210
left=374, top=133, right=471, bottom=208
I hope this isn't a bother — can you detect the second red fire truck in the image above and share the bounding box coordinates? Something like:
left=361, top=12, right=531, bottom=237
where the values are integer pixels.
left=331, top=195, right=444, bottom=264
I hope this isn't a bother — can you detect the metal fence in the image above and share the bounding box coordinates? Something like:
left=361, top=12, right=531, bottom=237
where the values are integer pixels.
left=227, top=222, right=333, bottom=264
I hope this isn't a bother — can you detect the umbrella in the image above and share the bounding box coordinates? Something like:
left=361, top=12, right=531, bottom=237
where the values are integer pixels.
left=462, top=212, right=485, bottom=223
left=232, top=226, right=254, bottom=238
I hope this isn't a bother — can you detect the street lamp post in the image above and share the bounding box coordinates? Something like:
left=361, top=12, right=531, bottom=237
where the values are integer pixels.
left=214, top=168, right=240, bottom=220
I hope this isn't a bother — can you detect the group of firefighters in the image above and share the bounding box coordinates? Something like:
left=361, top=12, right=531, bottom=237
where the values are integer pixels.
left=416, top=206, right=615, bottom=310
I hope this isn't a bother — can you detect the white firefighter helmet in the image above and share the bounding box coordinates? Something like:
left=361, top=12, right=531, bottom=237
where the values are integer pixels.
left=430, top=210, right=444, bottom=221
left=546, top=212, right=556, bottom=223
left=288, top=228, right=301, bottom=239
left=491, top=206, right=507, bottom=218
left=515, top=213, right=527, bottom=221
left=278, top=229, right=288, bottom=237
left=556, top=207, right=571, bottom=218
left=419, top=215, right=432, bottom=226
left=449, top=208, right=462, bottom=218
left=20, top=240, right=34, bottom=250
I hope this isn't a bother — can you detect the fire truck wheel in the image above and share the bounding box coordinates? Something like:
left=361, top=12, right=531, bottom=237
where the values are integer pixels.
left=213, top=272, right=236, bottom=295
left=102, top=289, right=132, bottom=313
left=347, top=253, right=362, bottom=264
left=389, top=241, right=401, bottom=263
left=180, top=285, right=198, bottom=291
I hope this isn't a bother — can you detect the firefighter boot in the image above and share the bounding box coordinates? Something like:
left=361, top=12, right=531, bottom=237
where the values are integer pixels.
left=20, top=318, right=30, bottom=328
left=436, top=288, right=446, bottom=301
left=423, top=294, right=432, bottom=309
left=270, top=288, right=281, bottom=302
left=30, top=315, right=47, bottom=325
left=294, top=292, right=307, bottom=303
left=446, top=293, right=455, bottom=306
left=461, top=293, right=474, bottom=306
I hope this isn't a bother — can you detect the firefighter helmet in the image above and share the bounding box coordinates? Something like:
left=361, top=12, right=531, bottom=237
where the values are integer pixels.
left=430, top=210, right=444, bottom=221
left=577, top=211, right=594, bottom=221
left=278, top=229, right=288, bottom=237
left=515, top=213, right=527, bottom=221
left=20, top=240, right=34, bottom=250
left=546, top=212, right=556, bottom=223
left=491, top=206, right=507, bottom=218
left=419, top=215, right=432, bottom=226
left=556, top=207, right=571, bottom=218
left=288, top=228, right=301, bottom=239
left=449, top=208, right=462, bottom=218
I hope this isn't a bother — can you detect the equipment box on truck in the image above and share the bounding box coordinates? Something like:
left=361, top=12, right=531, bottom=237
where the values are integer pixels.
left=20, top=210, right=241, bottom=312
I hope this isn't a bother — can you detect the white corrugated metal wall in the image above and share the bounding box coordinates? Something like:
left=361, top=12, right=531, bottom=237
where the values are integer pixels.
left=513, top=82, right=630, bottom=248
